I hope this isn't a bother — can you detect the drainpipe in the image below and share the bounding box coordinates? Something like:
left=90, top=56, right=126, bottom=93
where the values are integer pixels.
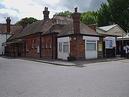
left=24, top=39, right=26, bottom=57
left=52, top=34, right=53, bottom=59
left=39, top=32, right=42, bottom=58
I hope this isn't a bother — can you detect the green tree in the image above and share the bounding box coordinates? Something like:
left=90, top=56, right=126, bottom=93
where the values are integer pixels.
left=81, top=11, right=98, bottom=25
left=55, top=11, right=72, bottom=17
left=56, top=11, right=98, bottom=25
left=98, top=0, right=129, bottom=31
left=16, top=17, right=38, bottom=28
left=97, top=3, right=112, bottom=26
left=108, top=0, right=129, bottom=31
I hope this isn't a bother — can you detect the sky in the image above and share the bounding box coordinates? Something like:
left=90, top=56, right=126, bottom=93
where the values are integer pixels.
left=0, top=0, right=107, bottom=24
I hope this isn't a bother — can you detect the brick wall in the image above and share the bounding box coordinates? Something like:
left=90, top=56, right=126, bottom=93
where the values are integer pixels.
left=41, top=34, right=57, bottom=59
left=70, top=35, right=85, bottom=60
left=25, top=34, right=40, bottom=58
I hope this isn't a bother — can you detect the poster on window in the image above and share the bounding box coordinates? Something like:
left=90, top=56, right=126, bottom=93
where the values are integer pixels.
left=104, top=37, right=116, bottom=49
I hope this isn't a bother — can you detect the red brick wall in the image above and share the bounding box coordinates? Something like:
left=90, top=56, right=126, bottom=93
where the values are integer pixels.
left=41, top=34, right=57, bottom=59
left=24, top=34, right=57, bottom=59
left=72, top=12, right=81, bottom=34
left=41, top=35, right=52, bottom=59
left=70, top=35, right=85, bottom=60
left=25, top=34, right=40, bottom=58
left=6, top=33, right=57, bottom=59
left=6, top=43, right=25, bottom=57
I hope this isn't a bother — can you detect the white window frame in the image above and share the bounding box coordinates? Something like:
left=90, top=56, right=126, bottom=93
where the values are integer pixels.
left=63, top=42, right=69, bottom=53
left=86, top=40, right=97, bottom=51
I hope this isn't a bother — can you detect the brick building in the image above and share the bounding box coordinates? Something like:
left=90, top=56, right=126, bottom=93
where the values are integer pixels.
left=0, top=17, right=23, bottom=56
left=6, top=7, right=104, bottom=60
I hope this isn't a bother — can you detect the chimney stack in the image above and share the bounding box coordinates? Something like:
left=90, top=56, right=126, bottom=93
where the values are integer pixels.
left=6, top=17, right=11, bottom=33
left=72, top=7, right=81, bottom=34
left=43, top=7, right=50, bottom=21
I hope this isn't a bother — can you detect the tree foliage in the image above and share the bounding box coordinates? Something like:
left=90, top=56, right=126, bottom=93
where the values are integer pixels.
left=48, top=0, right=129, bottom=32
left=81, top=11, right=98, bottom=25
left=55, top=11, right=98, bottom=25
left=97, top=3, right=112, bottom=26
left=55, top=11, right=72, bottom=17
left=16, top=17, right=38, bottom=28
left=98, top=0, right=129, bottom=31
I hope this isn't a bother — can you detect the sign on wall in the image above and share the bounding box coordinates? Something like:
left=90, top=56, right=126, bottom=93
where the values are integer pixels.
left=104, top=37, right=116, bottom=49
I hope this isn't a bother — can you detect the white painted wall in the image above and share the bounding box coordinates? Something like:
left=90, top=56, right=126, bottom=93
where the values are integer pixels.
left=0, top=34, right=11, bottom=55
left=83, top=36, right=99, bottom=59
left=57, top=37, right=70, bottom=60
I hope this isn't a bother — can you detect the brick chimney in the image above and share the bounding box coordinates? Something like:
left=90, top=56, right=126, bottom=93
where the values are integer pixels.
left=72, top=7, right=81, bottom=34
left=6, top=17, right=11, bottom=33
left=43, top=7, right=50, bottom=21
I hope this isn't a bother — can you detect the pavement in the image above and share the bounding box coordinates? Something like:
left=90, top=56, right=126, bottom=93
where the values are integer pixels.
left=20, top=57, right=125, bottom=67
left=0, top=57, right=129, bottom=97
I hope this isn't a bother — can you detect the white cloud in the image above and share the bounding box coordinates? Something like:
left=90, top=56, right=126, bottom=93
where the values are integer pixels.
left=0, top=0, right=61, bottom=23
left=0, top=0, right=107, bottom=24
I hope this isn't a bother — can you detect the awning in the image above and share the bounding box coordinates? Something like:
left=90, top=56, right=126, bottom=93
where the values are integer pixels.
left=117, top=34, right=129, bottom=40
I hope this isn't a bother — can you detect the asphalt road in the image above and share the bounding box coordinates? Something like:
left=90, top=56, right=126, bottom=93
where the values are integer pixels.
left=0, top=57, right=129, bottom=97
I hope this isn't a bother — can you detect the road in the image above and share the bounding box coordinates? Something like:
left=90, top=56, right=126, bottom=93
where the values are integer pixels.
left=0, top=57, right=129, bottom=97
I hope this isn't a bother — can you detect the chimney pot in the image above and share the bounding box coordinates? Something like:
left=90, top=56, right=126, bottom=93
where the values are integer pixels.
left=43, top=7, right=50, bottom=21
left=75, top=7, right=78, bottom=12
left=45, top=7, right=48, bottom=11
left=6, top=17, right=11, bottom=33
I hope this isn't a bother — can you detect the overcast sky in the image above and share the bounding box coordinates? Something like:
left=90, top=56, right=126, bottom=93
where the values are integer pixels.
left=0, top=0, right=107, bottom=24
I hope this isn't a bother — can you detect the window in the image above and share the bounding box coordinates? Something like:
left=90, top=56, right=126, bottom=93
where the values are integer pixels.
left=37, top=45, right=40, bottom=53
left=28, top=40, right=31, bottom=50
left=86, top=40, right=96, bottom=51
left=63, top=42, right=69, bottom=53
left=59, top=42, right=62, bottom=52
left=32, top=39, right=36, bottom=49
left=50, top=44, right=52, bottom=49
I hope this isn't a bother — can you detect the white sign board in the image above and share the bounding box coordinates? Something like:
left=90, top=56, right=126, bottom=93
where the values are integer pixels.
left=104, top=37, right=116, bottom=49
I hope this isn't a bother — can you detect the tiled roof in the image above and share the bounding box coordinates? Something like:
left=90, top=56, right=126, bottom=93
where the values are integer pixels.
left=8, top=16, right=98, bottom=40
left=57, top=22, right=98, bottom=36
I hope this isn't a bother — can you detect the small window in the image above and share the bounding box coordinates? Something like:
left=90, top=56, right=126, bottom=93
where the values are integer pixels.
left=32, top=39, right=36, bottom=49
left=37, top=45, right=40, bottom=53
left=50, top=44, right=52, bottom=49
left=63, top=42, right=69, bottom=53
left=59, top=42, right=62, bottom=52
left=86, top=43, right=96, bottom=51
